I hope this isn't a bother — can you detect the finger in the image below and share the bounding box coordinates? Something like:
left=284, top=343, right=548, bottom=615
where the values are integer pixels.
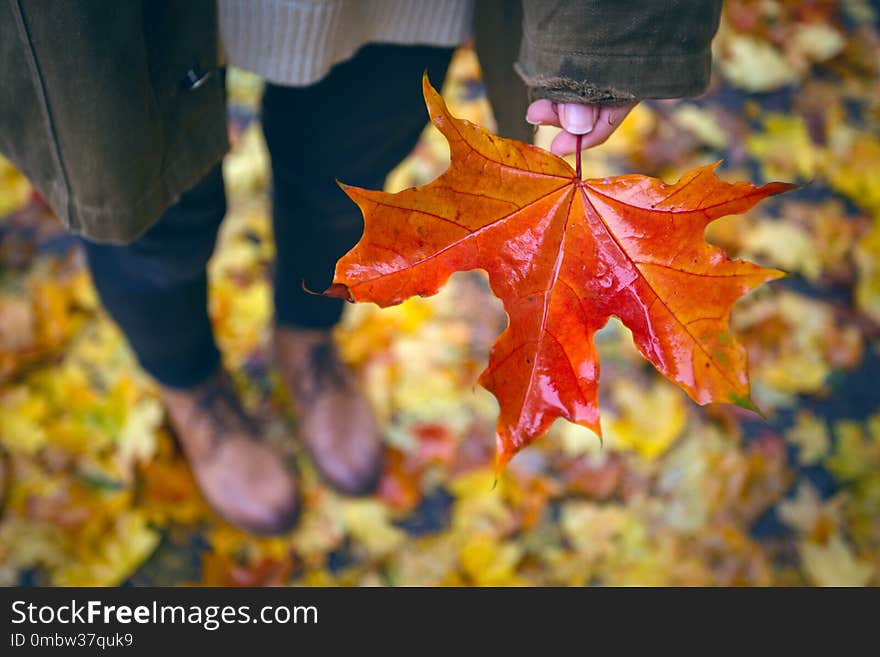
left=549, top=130, right=582, bottom=156
left=558, top=103, right=598, bottom=135
left=580, top=103, right=635, bottom=148
left=525, top=99, right=559, bottom=127
left=604, top=103, right=637, bottom=130
left=551, top=103, right=637, bottom=155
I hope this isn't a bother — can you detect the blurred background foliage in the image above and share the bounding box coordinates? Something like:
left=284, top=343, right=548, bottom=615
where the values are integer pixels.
left=0, top=0, right=878, bottom=586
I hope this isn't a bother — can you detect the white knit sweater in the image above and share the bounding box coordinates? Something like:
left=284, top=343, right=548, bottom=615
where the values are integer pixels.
left=219, top=0, right=474, bottom=86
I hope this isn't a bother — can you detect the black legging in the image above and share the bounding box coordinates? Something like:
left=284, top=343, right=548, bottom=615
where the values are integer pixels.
left=82, top=44, right=454, bottom=388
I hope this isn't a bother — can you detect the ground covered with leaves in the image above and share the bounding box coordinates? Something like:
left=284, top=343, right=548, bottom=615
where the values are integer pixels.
left=0, top=1, right=878, bottom=586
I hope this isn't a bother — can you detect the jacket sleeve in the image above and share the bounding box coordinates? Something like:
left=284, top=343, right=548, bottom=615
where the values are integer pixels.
left=516, top=0, right=723, bottom=104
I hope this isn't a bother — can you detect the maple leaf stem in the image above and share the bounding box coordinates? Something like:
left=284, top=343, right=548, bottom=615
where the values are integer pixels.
left=576, top=134, right=583, bottom=180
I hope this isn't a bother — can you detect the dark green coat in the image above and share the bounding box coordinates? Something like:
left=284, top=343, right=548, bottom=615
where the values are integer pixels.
left=0, top=0, right=721, bottom=244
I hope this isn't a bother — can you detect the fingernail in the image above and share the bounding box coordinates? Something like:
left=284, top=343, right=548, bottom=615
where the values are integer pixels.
left=560, top=104, right=594, bottom=135
left=525, top=115, right=540, bottom=125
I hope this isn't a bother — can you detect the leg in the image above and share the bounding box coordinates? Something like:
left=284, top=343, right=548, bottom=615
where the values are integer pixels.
left=261, top=44, right=456, bottom=493
left=82, top=164, right=299, bottom=534
left=82, top=165, right=226, bottom=389
left=262, top=43, right=456, bottom=328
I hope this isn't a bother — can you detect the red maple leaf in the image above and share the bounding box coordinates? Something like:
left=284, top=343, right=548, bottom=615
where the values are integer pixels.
left=327, top=77, right=794, bottom=469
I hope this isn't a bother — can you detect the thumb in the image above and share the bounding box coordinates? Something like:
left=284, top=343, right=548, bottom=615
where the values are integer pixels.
left=558, top=104, right=598, bottom=135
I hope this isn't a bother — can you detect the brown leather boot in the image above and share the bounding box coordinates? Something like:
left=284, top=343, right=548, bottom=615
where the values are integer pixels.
left=161, top=369, right=299, bottom=534
left=273, top=326, right=383, bottom=495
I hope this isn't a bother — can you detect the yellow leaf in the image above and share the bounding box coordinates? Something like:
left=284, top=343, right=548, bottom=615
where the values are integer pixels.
left=735, top=291, right=862, bottom=395
left=223, top=123, right=269, bottom=197
left=115, top=397, right=163, bottom=474
left=746, top=114, right=817, bottom=181
left=740, top=221, right=820, bottom=281
left=717, top=34, right=799, bottom=92
left=671, top=104, right=729, bottom=150
left=560, top=501, right=629, bottom=561
left=0, top=388, right=48, bottom=455
left=786, top=412, right=830, bottom=465
left=0, top=155, right=31, bottom=217
left=827, top=419, right=877, bottom=481
left=790, top=23, right=845, bottom=64
left=778, top=482, right=841, bottom=538
left=459, top=533, right=524, bottom=586
left=800, top=534, right=875, bottom=586
left=854, top=217, right=880, bottom=323
left=342, top=499, right=405, bottom=559
left=826, top=138, right=880, bottom=216
left=605, top=379, right=687, bottom=460
left=449, top=468, right=514, bottom=537
left=52, top=512, right=160, bottom=586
